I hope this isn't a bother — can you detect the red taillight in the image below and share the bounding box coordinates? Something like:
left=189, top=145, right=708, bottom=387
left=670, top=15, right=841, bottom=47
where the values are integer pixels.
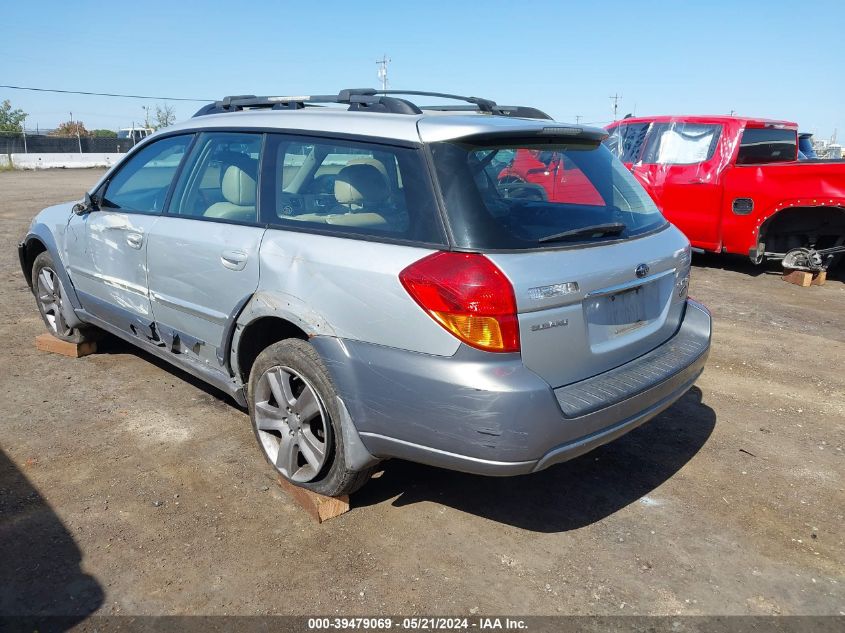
left=399, top=251, right=520, bottom=353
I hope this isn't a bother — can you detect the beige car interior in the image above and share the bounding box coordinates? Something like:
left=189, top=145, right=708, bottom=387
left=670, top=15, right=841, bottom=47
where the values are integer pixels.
left=196, top=149, right=398, bottom=228
left=290, top=162, right=389, bottom=227
left=203, top=164, right=258, bottom=223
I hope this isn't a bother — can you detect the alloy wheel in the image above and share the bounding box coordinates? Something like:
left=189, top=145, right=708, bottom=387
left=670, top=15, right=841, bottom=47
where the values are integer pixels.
left=36, top=267, right=73, bottom=338
left=253, top=365, right=331, bottom=482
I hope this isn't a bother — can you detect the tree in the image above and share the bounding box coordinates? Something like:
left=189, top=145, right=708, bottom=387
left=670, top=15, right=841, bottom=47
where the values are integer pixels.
left=91, top=129, right=117, bottom=138
left=0, top=99, right=27, bottom=134
left=50, top=120, right=91, bottom=137
left=153, top=103, right=176, bottom=130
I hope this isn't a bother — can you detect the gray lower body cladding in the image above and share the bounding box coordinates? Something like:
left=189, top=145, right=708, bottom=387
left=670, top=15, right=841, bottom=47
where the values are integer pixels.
left=311, top=300, right=711, bottom=476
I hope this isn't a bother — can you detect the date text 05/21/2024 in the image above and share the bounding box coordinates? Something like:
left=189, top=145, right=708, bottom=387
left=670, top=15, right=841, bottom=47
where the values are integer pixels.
left=307, top=617, right=528, bottom=630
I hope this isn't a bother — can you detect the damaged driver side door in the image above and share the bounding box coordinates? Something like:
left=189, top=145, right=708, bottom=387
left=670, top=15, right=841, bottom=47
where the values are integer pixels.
left=64, top=134, right=193, bottom=338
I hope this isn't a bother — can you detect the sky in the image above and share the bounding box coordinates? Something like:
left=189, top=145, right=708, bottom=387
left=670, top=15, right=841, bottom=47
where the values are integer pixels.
left=2, top=0, right=844, bottom=139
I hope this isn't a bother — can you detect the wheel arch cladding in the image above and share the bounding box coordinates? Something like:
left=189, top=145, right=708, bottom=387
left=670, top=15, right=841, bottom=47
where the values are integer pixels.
left=234, top=316, right=310, bottom=384
left=21, top=227, right=82, bottom=310
left=232, top=291, right=337, bottom=383
left=20, top=237, right=48, bottom=289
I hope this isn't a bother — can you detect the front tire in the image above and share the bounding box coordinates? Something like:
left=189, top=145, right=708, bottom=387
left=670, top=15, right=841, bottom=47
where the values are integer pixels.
left=247, top=338, right=373, bottom=496
left=32, top=251, right=93, bottom=344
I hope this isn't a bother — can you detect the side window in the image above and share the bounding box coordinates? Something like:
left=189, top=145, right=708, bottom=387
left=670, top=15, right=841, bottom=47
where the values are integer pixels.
left=604, top=123, right=649, bottom=163
left=642, top=123, right=721, bottom=165
left=167, top=132, right=262, bottom=223
left=261, top=135, right=445, bottom=244
left=102, top=135, right=192, bottom=212
left=736, top=128, right=797, bottom=165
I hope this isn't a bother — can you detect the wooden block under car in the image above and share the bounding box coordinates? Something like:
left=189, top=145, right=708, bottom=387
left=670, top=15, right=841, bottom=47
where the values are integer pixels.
left=811, top=270, right=827, bottom=286
left=782, top=268, right=827, bottom=287
left=276, top=474, right=350, bottom=523
left=34, top=333, right=97, bottom=358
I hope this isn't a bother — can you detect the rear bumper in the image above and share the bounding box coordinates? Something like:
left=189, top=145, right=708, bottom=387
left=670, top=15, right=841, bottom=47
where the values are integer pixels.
left=312, top=299, right=711, bottom=476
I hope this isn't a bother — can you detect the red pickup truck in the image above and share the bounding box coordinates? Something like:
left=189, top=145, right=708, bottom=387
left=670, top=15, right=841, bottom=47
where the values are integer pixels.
left=604, top=115, right=845, bottom=270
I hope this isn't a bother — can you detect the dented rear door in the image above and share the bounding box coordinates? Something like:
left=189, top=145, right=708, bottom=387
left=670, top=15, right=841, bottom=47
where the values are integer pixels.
left=146, top=132, right=266, bottom=366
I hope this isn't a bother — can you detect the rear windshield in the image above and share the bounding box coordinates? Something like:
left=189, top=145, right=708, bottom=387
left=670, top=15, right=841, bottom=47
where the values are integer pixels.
left=430, top=139, right=666, bottom=250
left=737, top=128, right=797, bottom=164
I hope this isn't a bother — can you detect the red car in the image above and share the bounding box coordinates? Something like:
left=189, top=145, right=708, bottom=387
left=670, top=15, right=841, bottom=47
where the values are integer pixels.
left=498, top=149, right=604, bottom=206
left=604, top=115, right=845, bottom=270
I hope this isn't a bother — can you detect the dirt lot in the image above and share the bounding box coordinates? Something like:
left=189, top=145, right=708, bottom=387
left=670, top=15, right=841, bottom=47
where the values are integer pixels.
left=1, top=169, right=843, bottom=619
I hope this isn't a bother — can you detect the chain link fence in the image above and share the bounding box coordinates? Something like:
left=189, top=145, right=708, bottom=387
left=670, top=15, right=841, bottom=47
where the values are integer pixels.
left=0, top=131, right=134, bottom=154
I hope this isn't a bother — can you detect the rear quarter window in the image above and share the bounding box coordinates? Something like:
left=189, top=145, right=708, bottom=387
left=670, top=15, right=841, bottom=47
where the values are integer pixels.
left=736, top=128, right=798, bottom=164
left=261, top=134, right=446, bottom=245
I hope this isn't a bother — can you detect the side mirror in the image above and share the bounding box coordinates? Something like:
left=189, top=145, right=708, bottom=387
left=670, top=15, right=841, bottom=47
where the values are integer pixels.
left=73, top=192, right=100, bottom=215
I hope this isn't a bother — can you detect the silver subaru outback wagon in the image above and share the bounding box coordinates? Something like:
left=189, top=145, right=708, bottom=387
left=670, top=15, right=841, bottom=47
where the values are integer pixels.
left=19, top=89, right=711, bottom=496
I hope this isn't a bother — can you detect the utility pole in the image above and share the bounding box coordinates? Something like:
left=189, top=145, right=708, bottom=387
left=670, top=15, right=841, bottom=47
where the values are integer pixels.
left=609, top=94, right=621, bottom=121
left=574, top=115, right=582, bottom=124
left=729, top=109, right=736, bottom=116
left=376, top=55, right=390, bottom=92
left=22, top=115, right=27, bottom=154
left=71, top=111, right=82, bottom=154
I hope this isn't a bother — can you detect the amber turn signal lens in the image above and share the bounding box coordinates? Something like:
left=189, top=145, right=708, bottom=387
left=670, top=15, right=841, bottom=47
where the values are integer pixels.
left=431, top=313, right=506, bottom=351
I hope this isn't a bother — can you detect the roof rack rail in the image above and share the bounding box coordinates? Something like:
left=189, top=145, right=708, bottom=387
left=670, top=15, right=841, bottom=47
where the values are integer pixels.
left=420, top=104, right=552, bottom=120
left=192, top=88, right=523, bottom=118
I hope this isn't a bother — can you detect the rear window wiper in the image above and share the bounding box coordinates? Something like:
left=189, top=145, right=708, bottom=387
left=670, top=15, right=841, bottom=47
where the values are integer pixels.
left=538, top=222, right=626, bottom=243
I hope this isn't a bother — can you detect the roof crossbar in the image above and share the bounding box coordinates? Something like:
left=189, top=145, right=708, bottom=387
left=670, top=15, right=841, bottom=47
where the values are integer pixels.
left=347, top=89, right=497, bottom=113
left=192, top=88, right=517, bottom=118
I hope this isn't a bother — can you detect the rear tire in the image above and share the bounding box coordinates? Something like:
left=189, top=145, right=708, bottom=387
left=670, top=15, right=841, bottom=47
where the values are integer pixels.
left=247, top=338, right=374, bottom=496
left=32, top=251, right=93, bottom=344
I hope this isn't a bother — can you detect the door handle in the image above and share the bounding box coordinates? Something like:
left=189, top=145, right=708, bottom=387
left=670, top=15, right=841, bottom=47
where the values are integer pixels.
left=220, top=250, right=248, bottom=271
left=126, top=232, right=144, bottom=249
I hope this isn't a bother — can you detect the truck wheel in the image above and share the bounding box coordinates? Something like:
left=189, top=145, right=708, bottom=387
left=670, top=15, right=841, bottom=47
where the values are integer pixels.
left=32, top=251, right=93, bottom=344
left=247, top=338, right=373, bottom=497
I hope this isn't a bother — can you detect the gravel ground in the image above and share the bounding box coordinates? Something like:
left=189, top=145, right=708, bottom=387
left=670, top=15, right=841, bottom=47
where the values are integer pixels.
left=0, top=169, right=842, bottom=619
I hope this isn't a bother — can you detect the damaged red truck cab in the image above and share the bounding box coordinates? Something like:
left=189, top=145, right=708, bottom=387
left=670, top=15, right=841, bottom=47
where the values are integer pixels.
left=604, top=115, right=845, bottom=266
